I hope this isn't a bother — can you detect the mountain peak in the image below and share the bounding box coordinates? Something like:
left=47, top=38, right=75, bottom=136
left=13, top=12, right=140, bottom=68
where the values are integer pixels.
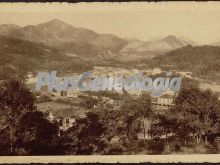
left=163, top=35, right=179, bottom=41
left=45, top=19, right=69, bottom=26
left=160, top=35, right=190, bottom=47
left=162, top=35, right=196, bottom=46
left=38, top=19, right=72, bottom=29
left=48, top=19, right=64, bottom=24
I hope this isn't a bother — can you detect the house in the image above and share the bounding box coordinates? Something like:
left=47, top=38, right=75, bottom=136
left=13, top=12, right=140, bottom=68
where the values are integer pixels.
left=151, top=94, right=174, bottom=113
left=176, top=71, right=192, bottom=78
left=58, top=116, right=76, bottom=131
left=162, top=89, right=178, bottom=96
left=26, top=72, right=37, bottom=84
left=152, top=68, right=162, bottom=75
left=66, top=90, right=80, bottom=98
left=141, top=68, right=163, bottom=76
left=141, top=69, right=154, bottom=76
left=52, top=90, right=62, bottom=97
left=47, top=111, right=76, bottom=131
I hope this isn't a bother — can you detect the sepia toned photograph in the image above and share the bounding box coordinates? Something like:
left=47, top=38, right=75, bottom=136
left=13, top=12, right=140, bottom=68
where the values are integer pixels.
left=0, top=2, right=220, bottom=163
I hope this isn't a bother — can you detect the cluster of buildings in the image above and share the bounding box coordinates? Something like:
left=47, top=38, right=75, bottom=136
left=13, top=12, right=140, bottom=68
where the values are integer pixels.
left=92, top=66, right=192, bottom=78
left=91, top=66, right=185, bottom=112
left=31, top=67, right=194, bottom=133
left=26, top=67, right=192, bottom=97
left=26, top=66, right=220, bottom=143
left=92, top=66, right=163, bottom=77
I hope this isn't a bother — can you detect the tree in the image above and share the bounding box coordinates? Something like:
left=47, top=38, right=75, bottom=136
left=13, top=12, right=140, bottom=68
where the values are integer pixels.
left=90, top=93, right=152, bottom=147
left=16, top=111, right=60, bottom=155
left=151, top=83, right=220, bottom=146
left=119, top=93, right=152, bottom=141
left=180, top=77, right=199, bottom=91
left=80, top=96, right=98, bottom=109
left=173, top=87, right=219, bottom=144
left=62, top=112, right=107, bottom=155
left=92, top=97, right=120, bottom=141
left=0, top=126, right=11, bottom=155
left=61, top=93, right=152, bottom=155
left=0, top=79, right=36, bottom=154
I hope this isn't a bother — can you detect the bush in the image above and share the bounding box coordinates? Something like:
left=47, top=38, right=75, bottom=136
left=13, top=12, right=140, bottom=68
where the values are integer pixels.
left=146, top=139, right=165, bottom=154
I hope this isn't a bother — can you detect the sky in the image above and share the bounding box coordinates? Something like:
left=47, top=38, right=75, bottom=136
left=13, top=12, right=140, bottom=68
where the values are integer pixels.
left=0, top=2, right=220, bottom=45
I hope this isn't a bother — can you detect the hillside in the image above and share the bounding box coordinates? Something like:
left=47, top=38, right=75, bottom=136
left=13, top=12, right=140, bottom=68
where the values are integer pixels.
left=212, top=42, right=220, bottom=46
left=118, top=35, right=195, bottom=62
left=120, top=35, right=193, bottom=53
left=148, top=45, right=220, bottom=81
left=0, top=36, right=93, bottom=80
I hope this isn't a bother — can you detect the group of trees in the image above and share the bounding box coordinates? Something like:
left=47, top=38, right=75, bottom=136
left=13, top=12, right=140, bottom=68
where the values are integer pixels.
left=150, top=78, right=220, bottom=153
left=0, top=79, right=153, bottom=155
left=0, top=78, right=220, bottom=155
left=60, top=92, right=153, bottom=155
left=0, top=80, right=60, bottom=155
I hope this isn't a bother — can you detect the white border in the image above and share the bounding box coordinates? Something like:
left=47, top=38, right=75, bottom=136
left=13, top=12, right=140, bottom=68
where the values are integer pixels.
left=0, top=155, right=220, bottom=163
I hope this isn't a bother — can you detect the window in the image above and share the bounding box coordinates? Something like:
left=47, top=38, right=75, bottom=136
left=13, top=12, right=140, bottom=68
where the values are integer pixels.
left=66, top=118, right=70, bottom=124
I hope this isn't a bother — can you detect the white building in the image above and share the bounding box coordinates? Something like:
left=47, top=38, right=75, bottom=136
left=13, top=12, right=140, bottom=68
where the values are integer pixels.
left=26, top=72, right=37, bottom=84
left=66, top=90, right=81, bottom=98
left=141, top=68, right=163, bottom=76
left=151, top=94, right=174, bottom=113
left=58, top=117, right=76, bottom=131
left=176, top=71, right=192, bottom=78
left=152, top=68, right=162, bottom=75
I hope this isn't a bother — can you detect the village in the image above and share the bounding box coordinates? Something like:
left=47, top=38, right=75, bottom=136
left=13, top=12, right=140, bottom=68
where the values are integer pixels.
left=24, top=67, right=197, bottom=134
left=24, top=66, right=220, bottom=141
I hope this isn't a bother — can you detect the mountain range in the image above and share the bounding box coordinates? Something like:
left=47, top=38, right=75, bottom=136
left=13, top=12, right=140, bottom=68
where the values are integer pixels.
left=0, top=19, right=195, bottom=58
left=0, top=19, right=127, bottom=53
left=1, top=19, right=219, bottom=82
